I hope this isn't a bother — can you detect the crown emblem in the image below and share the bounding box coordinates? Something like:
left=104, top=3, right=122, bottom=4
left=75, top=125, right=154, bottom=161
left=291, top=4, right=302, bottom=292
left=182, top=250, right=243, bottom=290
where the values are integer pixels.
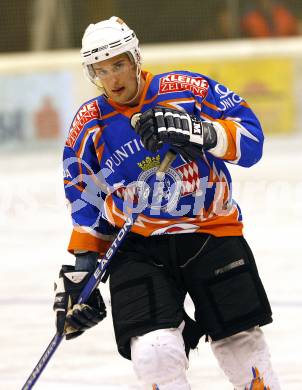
left=137, top=155, right=160, bottom=171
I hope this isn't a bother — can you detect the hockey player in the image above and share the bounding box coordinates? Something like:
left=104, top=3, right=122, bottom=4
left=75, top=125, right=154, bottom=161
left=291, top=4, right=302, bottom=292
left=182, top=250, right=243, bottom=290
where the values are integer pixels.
left=53, top=16, right=281, bottom=389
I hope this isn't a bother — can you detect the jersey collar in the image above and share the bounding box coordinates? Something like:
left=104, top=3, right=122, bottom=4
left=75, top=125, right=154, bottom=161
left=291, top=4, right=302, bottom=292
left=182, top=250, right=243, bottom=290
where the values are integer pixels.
left=107, top=70, right=153, bottom=118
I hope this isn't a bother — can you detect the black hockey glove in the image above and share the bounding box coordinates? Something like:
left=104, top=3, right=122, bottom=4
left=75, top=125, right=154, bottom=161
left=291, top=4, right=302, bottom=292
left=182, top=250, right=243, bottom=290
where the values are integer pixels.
left=53, top=258, right=106, bottom=340
left=133, top=106, right=217, bottom=161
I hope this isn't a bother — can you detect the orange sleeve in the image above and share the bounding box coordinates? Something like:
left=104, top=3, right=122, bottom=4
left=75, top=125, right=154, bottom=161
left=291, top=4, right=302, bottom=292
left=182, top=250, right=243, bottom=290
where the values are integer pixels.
left=68, top=228, right=114, bottom=257
left=215, top=119, right=238, bottom=161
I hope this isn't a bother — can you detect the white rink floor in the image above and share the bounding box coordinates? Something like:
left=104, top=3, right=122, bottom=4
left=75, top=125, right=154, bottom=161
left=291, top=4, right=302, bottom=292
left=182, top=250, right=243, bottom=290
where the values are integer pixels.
left=0, top=135, right=302, bottom=389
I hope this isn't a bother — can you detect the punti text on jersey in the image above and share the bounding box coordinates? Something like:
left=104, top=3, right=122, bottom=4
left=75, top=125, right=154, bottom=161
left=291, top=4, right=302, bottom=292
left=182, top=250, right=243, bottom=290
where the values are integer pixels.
left=104, top=138, right=144, bottom=174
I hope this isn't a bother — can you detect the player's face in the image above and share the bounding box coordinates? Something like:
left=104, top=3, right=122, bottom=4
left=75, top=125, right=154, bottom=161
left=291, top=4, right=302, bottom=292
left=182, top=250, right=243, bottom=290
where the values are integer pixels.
left=92, top=54, right=140, bottom=105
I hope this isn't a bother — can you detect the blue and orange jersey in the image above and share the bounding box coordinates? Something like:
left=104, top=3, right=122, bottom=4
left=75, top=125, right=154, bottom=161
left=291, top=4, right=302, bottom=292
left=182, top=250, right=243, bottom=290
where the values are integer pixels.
left=63, top=70, right=264, bottom=255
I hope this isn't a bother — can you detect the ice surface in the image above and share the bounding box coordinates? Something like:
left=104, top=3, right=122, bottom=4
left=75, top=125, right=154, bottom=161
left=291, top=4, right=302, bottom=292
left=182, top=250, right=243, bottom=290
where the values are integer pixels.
left=0, top=135, right=301, bottom=389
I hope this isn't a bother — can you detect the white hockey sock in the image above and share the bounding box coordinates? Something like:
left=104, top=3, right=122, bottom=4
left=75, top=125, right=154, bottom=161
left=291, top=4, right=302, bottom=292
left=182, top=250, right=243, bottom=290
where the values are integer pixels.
left=210, top=327, right=281, bottom=390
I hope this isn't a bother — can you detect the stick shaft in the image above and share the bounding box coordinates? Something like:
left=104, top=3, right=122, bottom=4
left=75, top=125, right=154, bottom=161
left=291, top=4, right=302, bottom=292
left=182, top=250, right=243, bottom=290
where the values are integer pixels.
left=22, top=216, right=136, bottom=390
left=22, top=334, right=63, bottom=389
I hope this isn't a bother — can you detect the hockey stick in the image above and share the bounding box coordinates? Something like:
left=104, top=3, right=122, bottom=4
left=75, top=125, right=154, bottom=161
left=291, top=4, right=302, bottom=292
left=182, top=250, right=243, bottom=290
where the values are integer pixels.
left=22, top=149, right=177, bottom=390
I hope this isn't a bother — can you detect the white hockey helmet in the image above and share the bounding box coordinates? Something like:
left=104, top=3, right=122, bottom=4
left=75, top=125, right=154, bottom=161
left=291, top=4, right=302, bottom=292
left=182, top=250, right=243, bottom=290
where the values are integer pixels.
left=81, top=16, right=141, bottom=87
